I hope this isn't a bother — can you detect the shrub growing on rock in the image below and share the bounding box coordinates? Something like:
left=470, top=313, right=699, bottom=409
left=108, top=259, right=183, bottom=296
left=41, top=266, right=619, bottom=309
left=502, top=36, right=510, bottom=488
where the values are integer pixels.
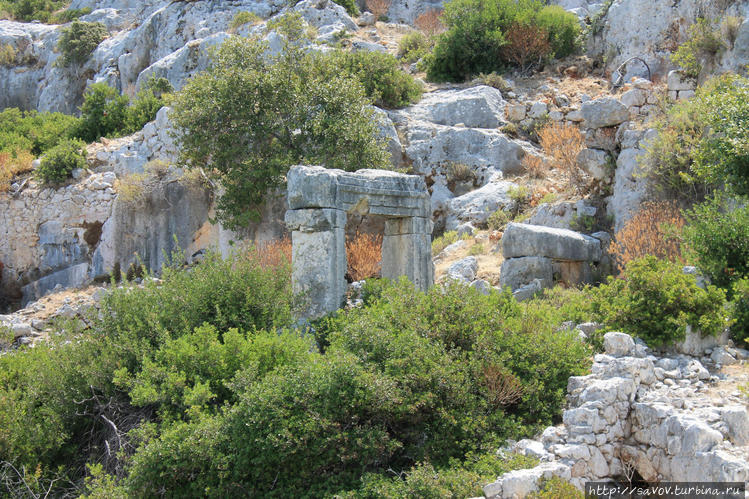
left=325, top=50, right=423, bottom=108
left=55, top=21, right=108, bottom=67
left=35, top=138, right=87, bottom=184
left=594, top=256, right=727, bottom=347
left=683, top=193, right=749, bottom=290
left=425, top=0, right=580, bottom=82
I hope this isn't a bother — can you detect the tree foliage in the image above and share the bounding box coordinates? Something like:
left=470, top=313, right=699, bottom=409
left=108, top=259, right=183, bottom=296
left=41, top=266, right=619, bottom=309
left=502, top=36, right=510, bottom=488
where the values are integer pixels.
left=170, top=36, right=391, bottom=229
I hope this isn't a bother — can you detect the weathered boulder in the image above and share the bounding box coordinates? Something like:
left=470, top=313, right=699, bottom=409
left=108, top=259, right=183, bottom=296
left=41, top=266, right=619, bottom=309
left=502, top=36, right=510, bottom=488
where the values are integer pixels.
left=401, top=86, right=506, bottom=129
left=483, top=462, right=571, bottom=499
left=581, top=97, right=629, bottom=129
left=607, top=129, right=655, bottom=232
left=502, top=223, right=602, bottom=262
left=445, top=181, right=518, bottom=230
left=498, top=256, right=553, bottom=291
left=446, top=256, right=478, bottom=283
left=603, top=332, right=636, bottom=357
left=576, top=148, right=610, bottom=180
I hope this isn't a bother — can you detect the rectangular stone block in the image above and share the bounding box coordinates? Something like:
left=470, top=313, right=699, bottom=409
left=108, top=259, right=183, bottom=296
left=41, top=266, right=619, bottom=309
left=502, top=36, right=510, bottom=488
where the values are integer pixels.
left=284, top=208, right=346, bottom=232
left=384, top=217, right=432, bottom=236
left=291, top=228, right=347, bottom=318
left=382, top=232, right=433, bottom=292
left=499, top=256, right=553, bottom=291
left=502, top=223, right=602, bottom=262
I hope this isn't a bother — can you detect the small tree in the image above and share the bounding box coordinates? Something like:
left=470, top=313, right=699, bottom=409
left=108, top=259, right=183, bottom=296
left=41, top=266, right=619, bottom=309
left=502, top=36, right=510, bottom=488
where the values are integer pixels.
left=170, top=36, right=390, bottom=229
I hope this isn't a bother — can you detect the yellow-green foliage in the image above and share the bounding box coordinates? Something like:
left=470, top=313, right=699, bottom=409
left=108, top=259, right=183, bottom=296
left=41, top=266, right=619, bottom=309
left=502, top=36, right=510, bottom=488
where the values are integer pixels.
left=670, top=18, right=724, bottom=79
left=229, top=11, right=262, bottom=32
left=0, top=43, right=15, bottom=66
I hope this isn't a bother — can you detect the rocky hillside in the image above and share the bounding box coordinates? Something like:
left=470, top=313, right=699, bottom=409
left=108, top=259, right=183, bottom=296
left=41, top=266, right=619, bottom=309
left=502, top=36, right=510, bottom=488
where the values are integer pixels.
left=1, top=0, right=748, bottom=496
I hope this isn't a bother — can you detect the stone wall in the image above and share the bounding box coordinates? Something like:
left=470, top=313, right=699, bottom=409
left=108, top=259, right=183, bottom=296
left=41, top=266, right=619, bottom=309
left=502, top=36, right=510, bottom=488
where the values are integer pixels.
left=483, top=332, right=749, bottom=498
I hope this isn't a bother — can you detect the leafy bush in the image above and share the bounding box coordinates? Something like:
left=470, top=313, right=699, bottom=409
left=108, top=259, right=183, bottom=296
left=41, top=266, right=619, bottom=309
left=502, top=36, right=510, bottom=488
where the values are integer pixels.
left=670, top=18, right=724, bottom=79
left=398, top=31, right=431, bottom=63
left=325, top=50, right=423, bottom=108
left=683, top=193, right=749, bottom=289
left=170, top=36, right=391, bottom=229
left=0, top=108, right=79, bottom=155
left=228, top=10, right=262, bottom=32
left=55, top=21, right=108, bottom=67
left=75, top=83, right=129, bottom=142
left=426, top=0, right=580, bottom=82
left=730, top=278, right=749, bottom=346
left=610, top=200, right=685, bottom=271
left=35, top=138, right=86, bottom=183
left=643, top=73, right=749, bottom=201
left=487, top=208, right=510, bottom=230
left=0, top=0, right=71, bottom=22
left=529, top=476, right=583, bottom=499
left=595, top=256, right=727, bottom=347
left=432, top=230, right=463, bottom=255
left=334, top=0, right=359, bottom=16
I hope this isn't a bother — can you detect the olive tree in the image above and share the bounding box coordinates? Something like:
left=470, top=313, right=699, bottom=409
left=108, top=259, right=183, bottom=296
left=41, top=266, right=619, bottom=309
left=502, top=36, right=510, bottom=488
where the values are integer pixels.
left=170, top=35, right=391, bottom=229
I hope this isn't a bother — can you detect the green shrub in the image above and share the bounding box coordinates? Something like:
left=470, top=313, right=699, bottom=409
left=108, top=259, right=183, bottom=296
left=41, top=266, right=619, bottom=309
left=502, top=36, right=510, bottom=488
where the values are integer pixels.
left=508, top=185, right=530, bottom=203
left=529, top=476, right=583, bottom=499
left=75, top=83, right=129, bottom=142
left=426, top=0, right=579, bottom=82
left=643, top=73, right=749, bottom=201
left=55, top=21, right=108, bottom=67
left=670, top=18, right=724, bottom=79
left=398, top=31, right=431, bottom=63
left=0, top=0, right=69, bottom=22
left=35, top=138, right=86, bottom=183
left=683, top=193, right=749, bottom=289
left=0, top=43, right=15, bottom=66
left=594, top=256, right=727, bottom=347
left=170, top=36, right=390, bottom=229
left=349, top=453, right=538, bottom=498
left=334, top=0, right=359, bottom=16
left=123, top=77, right=173, bottom=134
left=432, top=230, right=460, bottom=255
left=229, top=10, right=262, bottom=31
left=487, top=209, right=510, bottom=230
left=326, top=50, right=423, bottom=108
left=51, top=7, right=92, bottom=23
left=730, top=278, right=749, bottom=347
left=0, top=108, right=79, bottom=155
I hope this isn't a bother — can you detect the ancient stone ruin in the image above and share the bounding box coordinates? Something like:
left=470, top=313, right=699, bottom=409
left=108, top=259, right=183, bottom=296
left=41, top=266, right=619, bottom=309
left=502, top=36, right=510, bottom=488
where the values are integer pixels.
left=285, top=165, right=433, bottom=318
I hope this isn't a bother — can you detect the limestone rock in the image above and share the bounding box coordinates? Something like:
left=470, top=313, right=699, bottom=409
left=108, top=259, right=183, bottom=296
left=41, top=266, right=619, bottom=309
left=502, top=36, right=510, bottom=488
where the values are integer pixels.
left=499, top=256, right=553, bottom=291
left=576, top=148, right=610, bottom=180
left=446, top=256, right=478, bottom=283
left=445, top=181, right=518, bottom=230
left=401, top=86, right=506, bottom=129
left=502, top=223, right=602, bottom=262
left=581, top=97, right=629, bottom=129
left=603, top=332, right=636, bottom=357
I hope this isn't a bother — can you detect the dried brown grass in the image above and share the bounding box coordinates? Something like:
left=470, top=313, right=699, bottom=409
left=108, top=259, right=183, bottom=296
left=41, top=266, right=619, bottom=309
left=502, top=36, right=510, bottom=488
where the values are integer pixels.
left=414, top=9, right=444, bottom=37
left=366, top=0, right=391, bottom=19
left=537, top=122, right=586, bottom=190
left=483, top=365, right=524, bottom=407
left=502, top=23, right=551, bottom=71
left=0, top=150, right=34, bottom=193
left=610, top=201, right=685, bottom=272
left=255, top=237, right=292, bottom=269
left=522, top=154, right=547, bottom=179
left=346, top=231, right=383, bottom=281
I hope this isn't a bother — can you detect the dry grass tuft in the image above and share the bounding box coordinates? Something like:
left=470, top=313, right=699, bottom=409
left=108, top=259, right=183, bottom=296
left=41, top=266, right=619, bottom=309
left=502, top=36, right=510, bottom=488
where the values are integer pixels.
left=483, top=365, right=524, bottom=407
left=256, top=237, right=292, bottom=269
left=414, top=9, right=444, bottom=37
left=610, top=201, right=685, bottom=272
left=346, top=231, right=383, bottom=281
left=0, top=150, right=34, bottom=193
left=366, top=0, right=391, bottom=19
left=522, top=154, right=547, bottom=179
left=537, top=122, right=586, bottom=190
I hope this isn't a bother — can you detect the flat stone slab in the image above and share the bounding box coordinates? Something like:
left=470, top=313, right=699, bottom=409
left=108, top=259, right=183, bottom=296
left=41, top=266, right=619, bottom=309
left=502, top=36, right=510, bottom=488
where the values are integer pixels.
left=401, top=85, right=506, bottom=129
left=502, top=222, right=602, bottom=262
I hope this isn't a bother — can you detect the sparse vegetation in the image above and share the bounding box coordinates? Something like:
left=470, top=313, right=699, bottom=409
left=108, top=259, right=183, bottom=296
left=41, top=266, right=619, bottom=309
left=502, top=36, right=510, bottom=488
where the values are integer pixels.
left=487, top=209, right=510, bottom=231
left=365, top=0, right=390, bottom=20
left=537, top=121, right=586, bottom=189
left=670, top=18, right=724, bottom=79
left=346, top=232, right=383, bottom=281
left=229, top=11, right=262, bottom=32
left=610, top=201, right=685, bottom=271
left=398, top=31, right=431, bottom=63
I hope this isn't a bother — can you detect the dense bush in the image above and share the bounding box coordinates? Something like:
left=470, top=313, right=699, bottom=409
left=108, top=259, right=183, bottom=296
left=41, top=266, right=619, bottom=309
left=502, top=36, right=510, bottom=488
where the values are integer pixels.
left=731, top=278, right=749, bottom=347
left=426, top=0, right=580, bottom=81
left=35, top=138, right=86, bottom=183
left=683, top=193, right=749, bottom=289
left=0, top=0, right=79, bottom=22
left=594, top=256, right=727, bottom=347
left=76, top=78, right=172, bottom=142
left=644, top=73, right=749, bottom=201
left=170, top=35, right=391, bottom=229
left=398, top=31, right=431, bottom=63
left=56, top=20, right=108, bottom=67
left=324, top=50, right=423, bottom=108
left=0, top=108, right=79, bottom=155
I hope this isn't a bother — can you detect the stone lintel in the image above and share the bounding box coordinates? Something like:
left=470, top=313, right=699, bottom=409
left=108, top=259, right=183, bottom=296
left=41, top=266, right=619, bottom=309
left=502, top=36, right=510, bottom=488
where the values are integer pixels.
left=284, top=208, right=346, bottom=232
